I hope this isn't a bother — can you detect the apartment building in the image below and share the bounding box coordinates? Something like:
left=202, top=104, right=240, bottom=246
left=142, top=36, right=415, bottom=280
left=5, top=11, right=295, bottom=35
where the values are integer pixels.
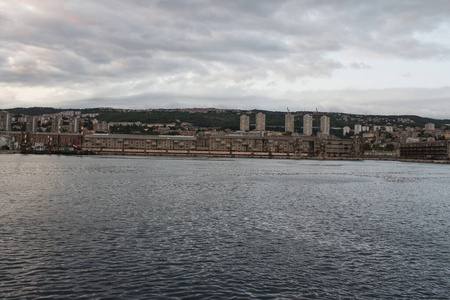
left=303, top=114, right=313, bottom=136
left=255, top=113, right=266, bottom=131
left=285, top=113, right=294, bottom=133
left=240, top=115, right=250, bottom=131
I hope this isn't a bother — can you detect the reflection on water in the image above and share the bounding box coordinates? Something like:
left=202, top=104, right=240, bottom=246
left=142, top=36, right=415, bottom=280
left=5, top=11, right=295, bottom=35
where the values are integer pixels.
left=1, top=155, right=450, bottom=298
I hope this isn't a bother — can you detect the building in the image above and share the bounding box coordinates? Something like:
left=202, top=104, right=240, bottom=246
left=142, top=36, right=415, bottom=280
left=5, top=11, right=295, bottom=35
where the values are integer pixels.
left=240, top=115, right=250, bottom=131
left=208, top=135, right=296, bottom=154
left=51, top=118, right=63, bottom=133
left=303, top=114, right=313, bottom=136
left=255, top=113, right=266, bottom=131
left=322, top=138, right=354, bottom=157
left=69, top=117, right=80, bottom=133
left=83, top=134, right=197, bottom=153
left=354, top=124, right=362, bottom=135
left=285, top=113, right=294, bottom=133
left=93, top=120, right=110, bottom=133
left=26, top=116, right=38, bottom=133
left=0, top=111, right=11, bottom=131
left=109, top=121, right=142, bottom=127
left=343, top=126, right=351, bottom=136
left=425, top=123, right=435, bottom=131
left=400, top=140, right=450, bottom=160
left=320, top=115, right=330, bottom=136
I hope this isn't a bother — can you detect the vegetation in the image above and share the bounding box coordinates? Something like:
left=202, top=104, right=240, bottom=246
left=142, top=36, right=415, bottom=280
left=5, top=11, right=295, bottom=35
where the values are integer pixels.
left=4, top=107, right=450, bottom=132
left=363, top=143, right=372, bottom=151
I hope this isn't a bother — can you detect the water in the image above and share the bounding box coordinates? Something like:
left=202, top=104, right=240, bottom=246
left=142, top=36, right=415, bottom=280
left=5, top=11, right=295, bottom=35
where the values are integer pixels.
left=1, top=154, right=450, bottom=299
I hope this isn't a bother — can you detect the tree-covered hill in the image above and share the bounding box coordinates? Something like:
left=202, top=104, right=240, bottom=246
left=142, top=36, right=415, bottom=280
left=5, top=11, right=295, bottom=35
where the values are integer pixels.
left=4, top=107, right=450, bottom=130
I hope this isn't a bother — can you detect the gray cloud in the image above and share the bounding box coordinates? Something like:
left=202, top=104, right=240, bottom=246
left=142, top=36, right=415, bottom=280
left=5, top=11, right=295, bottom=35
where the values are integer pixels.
left=1, top=0, right=450, bottom=117
left=350, top=62, right=372, bottom=70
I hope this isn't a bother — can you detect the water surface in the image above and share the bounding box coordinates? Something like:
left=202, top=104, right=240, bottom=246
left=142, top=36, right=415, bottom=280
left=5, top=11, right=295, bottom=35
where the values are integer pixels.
left=1, top=155, right=450, bottom=299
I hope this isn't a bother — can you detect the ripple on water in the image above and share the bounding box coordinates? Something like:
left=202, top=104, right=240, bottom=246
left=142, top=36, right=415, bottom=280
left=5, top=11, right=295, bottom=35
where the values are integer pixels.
left=1, top=155, right=450, bottom=299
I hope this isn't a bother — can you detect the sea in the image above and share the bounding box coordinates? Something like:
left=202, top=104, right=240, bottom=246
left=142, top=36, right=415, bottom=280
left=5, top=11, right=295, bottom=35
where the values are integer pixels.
left=1, top=154, right=450, bottom=299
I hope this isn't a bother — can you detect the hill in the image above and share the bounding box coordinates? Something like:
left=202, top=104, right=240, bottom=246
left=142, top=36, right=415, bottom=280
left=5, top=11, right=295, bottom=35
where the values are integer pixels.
left=4, top=107, right=450, bottom=132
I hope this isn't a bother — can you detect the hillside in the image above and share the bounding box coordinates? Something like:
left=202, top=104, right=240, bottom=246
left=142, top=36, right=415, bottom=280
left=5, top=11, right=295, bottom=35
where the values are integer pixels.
left=4, top=107, right=450, bottom=131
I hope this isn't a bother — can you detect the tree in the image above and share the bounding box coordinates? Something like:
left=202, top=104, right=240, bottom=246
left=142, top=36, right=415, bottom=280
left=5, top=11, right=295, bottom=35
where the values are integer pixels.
left=385, top=143, right=395, bottom=151
left=363, top=142, right=372, bottom=151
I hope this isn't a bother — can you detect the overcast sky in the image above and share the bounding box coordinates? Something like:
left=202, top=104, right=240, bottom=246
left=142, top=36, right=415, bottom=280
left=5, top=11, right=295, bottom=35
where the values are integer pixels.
left=1, top=0, right=450, bottom=118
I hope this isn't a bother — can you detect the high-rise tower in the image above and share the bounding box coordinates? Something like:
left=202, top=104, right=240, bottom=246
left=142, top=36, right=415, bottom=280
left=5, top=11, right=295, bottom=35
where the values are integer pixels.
left=320, top=115, right=330, bottom=136
left=0, top=111, right=11, bottom=131
left=285, top=113, right=294, bottom=133
left=255, top=113, right=266, bottom=131
left=303, top=114, right=313, bottom=136
left=240, top=115, right=250, bottom=131
left=26, top=116, right=38, bottom=133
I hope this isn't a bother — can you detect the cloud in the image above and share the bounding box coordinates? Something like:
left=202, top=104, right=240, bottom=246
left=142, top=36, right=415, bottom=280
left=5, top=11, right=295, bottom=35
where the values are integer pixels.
left=350, top=62, right=372, bottom=70
left=1, top=0, right=450, bottom=117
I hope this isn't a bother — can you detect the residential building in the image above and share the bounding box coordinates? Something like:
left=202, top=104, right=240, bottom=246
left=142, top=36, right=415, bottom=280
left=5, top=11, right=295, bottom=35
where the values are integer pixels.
left=354, top=124, right=362, bottom=135
left=51, top=118, right=63, bottom=133
left=0, top=111, right=11, bottom=131
left=320, top=115, right=330, bottom=136
left=255, top=113, right=266, bottom=131
left=69, top=117, right=80, bottom=133
left=240, top=115, right=250, bottom=131
left=303, top=114, right=313, bottom=136
left=93, top=120, right=109, bottom=133
left=343, top=126, right=351, bottom=136
left=425, top=123, right=435, bottom=131
left=26, top=116, right=38, bottom=133
left=285, top=113, right=294, bottom=133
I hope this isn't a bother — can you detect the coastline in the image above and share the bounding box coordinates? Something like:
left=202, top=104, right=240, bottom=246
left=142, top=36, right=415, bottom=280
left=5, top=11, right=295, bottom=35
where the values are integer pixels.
left=2, top=150, right=449, bottom=164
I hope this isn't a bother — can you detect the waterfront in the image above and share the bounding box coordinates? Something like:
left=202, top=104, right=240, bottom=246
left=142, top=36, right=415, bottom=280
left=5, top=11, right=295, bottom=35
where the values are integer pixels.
left=1, top=155, right=450, bottom=299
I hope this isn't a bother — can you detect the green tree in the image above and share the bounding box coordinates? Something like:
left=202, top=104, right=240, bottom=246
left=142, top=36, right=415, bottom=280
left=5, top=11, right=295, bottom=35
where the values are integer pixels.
left=385, top=143, right=395, bottom=151
left=363, top=142, right=372, bottom=151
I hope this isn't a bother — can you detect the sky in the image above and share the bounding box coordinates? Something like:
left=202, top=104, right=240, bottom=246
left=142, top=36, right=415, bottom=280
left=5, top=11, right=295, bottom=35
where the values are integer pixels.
left=1, top=0, right=450, bottom=118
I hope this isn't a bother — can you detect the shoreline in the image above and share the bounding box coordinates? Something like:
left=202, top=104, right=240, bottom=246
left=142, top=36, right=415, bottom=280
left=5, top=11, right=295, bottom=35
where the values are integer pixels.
left=1, top=150, right=449, bottom=164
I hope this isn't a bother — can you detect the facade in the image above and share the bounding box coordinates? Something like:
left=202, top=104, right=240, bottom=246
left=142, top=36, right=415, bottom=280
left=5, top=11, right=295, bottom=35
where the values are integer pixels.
left=303, top=114, right=313, bottom=136
left=240, top=115, right=250, bottom=131
left=26, top=116, right=38, bottom=133
left=425, top=123, right=435, bottom=131
left=2, top=131, right=353, bottom=158
left=93, top=120, right=110, bottom=133
left=343, top=126, right=351, bottom=136
left=51, top=118, right=63, bottom=133
left=323, top=138, right=354, bottom=157
left=82, top=134, right=319, bottom=157
left=255, top=113, right=266, bottom=131
left=285, top=113, right=294, bottom=133
left=69, top=117, right=80, bottom=133
left=3, top=132, right=82, bottom=150
left=354, top=124, right=362, bottom=135
left=320, top=116, right=330, bottom=136
left=83, top=134, right=197, bottom=153
left=0, top=111, right=12, bottom=131
left=400, top=140, right=450, bottom=160
left=208, top=135, right=297, bottom=154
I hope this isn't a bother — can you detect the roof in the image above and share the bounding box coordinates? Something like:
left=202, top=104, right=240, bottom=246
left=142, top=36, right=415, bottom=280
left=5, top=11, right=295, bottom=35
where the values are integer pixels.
left=84, top=134, right=196, bottom=141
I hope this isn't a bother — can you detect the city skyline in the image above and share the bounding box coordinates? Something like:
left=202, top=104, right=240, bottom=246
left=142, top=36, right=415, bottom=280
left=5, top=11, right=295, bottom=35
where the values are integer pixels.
left=1, top=1, right=450, bottom=118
